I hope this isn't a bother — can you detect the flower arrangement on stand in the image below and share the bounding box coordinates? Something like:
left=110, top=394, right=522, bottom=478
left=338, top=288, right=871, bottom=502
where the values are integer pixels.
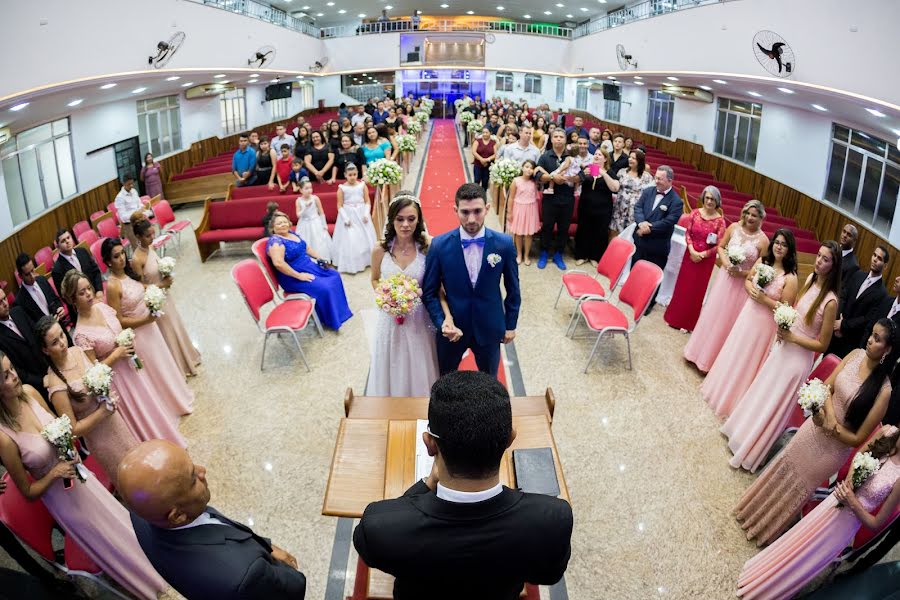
left=395, top=134, right=417, bottom=178
left=489, top=158, right=522, bottom=187
left=406, top=119, right=422, bottom=137
left=415, top=111, right=429, bottom=126
left=366, top=158, right=403, bottom=186
left=459, top=111, right=475, bottom=125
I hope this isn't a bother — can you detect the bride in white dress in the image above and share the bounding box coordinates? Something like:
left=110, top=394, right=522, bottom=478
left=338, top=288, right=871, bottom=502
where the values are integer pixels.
left=366, top=192, right=443, bottom=397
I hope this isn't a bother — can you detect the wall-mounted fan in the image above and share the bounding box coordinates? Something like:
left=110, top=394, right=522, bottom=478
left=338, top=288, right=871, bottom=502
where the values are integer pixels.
left=148, top=31, right=186, bottom=68
left=248, top=46, right=276, bottom=68
left=616, top=44, right=638, bottom=70
left=309, top=57, right=329, bottom=72
left=752, top=30, right=795, bottom=77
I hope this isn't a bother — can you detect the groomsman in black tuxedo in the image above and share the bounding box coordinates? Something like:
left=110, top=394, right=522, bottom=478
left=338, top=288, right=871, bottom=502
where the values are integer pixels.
left=13, top=253, right=68, bottom=326
left=0, top=289, right=48, bottom=399
left=828, top=245, right=889, bottom=358
left=839, top=223, right=861, bottom=281
left=50, top=228, right=104, bottom=299
left=862, top=275, right=900, bottom=345
left=354, top=371, right=573, bottom=600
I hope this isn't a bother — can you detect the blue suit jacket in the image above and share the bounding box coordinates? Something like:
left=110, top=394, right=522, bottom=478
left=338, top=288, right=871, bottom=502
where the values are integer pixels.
left=632, top=186, right=684, bottom=256
left=422, top=228, right=521, bottom=346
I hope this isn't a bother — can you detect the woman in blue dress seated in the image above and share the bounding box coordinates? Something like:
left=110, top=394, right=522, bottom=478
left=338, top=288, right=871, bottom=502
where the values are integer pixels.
left=266, top=211, right=353, bottom=330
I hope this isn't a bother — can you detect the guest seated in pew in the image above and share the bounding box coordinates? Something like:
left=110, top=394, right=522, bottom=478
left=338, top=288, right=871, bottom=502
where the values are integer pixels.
left=232, top=132, right=257, bottom=188
left=119, top=440, right=307, bottom=600
left=353, top=371, right=573, bottom=600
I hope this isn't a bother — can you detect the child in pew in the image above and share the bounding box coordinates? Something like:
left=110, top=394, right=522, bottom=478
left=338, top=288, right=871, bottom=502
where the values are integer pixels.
left=275, top=145, right=294, bottom=193
left=295, top=178, right=333, bottom=263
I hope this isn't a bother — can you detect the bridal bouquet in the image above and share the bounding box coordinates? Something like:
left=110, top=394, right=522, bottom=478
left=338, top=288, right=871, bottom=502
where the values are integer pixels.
left=754, top=263, right=776, bottom=289
left=415, top=111, right=429, bottom=124
left=467, top=119, right=484, bottom=134
left=115, top=328, right=144, bottom=370
left=367, top=158, right=403, bottom=186
left=374, top=273, right=423, bottom=325
left=797, top=378, right=829, bottom=417
left=144, top=284, right=167, bottom=317
left=726, top=244, right=747, bottom=267
left=82, top=362, right=116, bottom=410
left=836, top=452, right=881, bottom=508
left=41, top=415, right=87, bottom=484
left=157, top=256, right=176, bottom=279
left=774, top=303, right=798, bottom=332
left=396, top=134, right=417, bottom=154
left=405, top=120, right=422, bottom=135
left=490, top=158, right=522, bottom=187
left=459, top=111, right=475, bottom=125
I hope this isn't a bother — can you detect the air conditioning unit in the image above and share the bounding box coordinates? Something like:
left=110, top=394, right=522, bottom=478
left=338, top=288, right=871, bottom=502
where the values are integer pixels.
left=184, top=82, right=237, bottom=99
left=660, top=85, right=713, bottom=103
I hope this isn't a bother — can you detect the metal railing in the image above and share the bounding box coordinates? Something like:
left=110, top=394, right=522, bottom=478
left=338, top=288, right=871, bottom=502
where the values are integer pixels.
left=319, top=20, right=572, bottom=39
left=193, top=0, right=319, bottom=37
left=573, top=0, right=727, bottom=38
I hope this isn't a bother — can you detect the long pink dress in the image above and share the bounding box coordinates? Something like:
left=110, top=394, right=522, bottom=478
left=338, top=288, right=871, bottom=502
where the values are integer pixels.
left=74, top=302, right=187, bottom=448
left=737, top=446, right=900, bottom=600
left=507, top=176, right=541, bottom=236
left=683, top=227, right=767, bottom=372
left=44, top=345, right=138, bottom=487
left=722, top=284, right=838, bottom=472
left=118, top=276, right=194, bottom=417
left=143, top=250, right=201, bottom=378
left=702, top=270, right=787, bottom=419
left=0, top=396, right=171, bottom=600
left=734, top=350, right=891, bottom=545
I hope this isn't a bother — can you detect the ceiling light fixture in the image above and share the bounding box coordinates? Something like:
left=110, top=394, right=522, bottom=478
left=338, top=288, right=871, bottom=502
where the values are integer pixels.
left=607, top=76, right=616, bottom=80
left=181, top=82, right=194, bottom=87
left=811, top=104, right=828, bottom=111
left=579, top=7, right=589, bottom=11
left=747, top=91, right=762, bottom=97
left=467, top=10, right=475, bottom=14
left=296, top=75, right=305, bottom=79
left=712, top=79, right=727, bottom=84
left=214, top=74, right=226, bottom=78
left=65, top=99, right=84, bottom=108
left=131, top=87, right=147, bottom=94
left=358, top=13, right=366, bottom=17
left=338, top=9, right=346, bottom=13
left=866, top=108, right=887, bottom=117
left=566, top=13, right=573, bottom=17
left=634, top=81, right=644, bottom=86
left=556, top=2, right=564, bottom=6
left=588, top=76, right=595, bottom=80
left=316, top=12, right=324, bottom=15
left=326, top=1, right=334, bottom=5
left=523, top=13, right=531, bottom=18
left=633, top=76, right=642, bottom=80
left=250, top=73, right=259, bottom=77
left=385, top=4, right=393, bottom=8
left=100, top=83, right=117, bottom=89
left=9, top=102, right=29, bottom=112
left=544, top=10, right=552, bottom=14
left=666, top=76, right=679, bottom=81
left=699, top=85, right=712, bottom=91
left=302, top=4, right=310, bottom=8
left=777, top=87, right=794, bottom=94
left=165, top=76, right=181, bottom=81
left=496, top=5, right=504, bottom=10
left=440, top=3, right=449, bottom=7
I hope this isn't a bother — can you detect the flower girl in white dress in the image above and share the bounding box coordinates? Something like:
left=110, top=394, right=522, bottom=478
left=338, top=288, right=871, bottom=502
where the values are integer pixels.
left=332, top=163, right=377, bottom=273
left=366, top=192, right=442, bottom=396
left=294, top=178, right=333, bottom=263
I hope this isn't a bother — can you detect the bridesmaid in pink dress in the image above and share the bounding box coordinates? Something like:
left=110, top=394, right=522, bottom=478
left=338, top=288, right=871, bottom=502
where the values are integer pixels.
left=734, top=329, right=894, bottom=546
left=0, top=357, right=173, bottom=600
left=130, top=218, right=202, bottom=378
left=737, top=426, right=900, bottom=600
left=683, top=200, right=768, bottom=372
left=663, top=186, right=726, bottom=331
left=37, top=317, right=138, bottom=487
left=722, top=242, right=842, bottom=472
left=102, top=239, right=194, bottom=418
left=702, top=229, right=799, bottom=419
left=62, top=271, right=187, bottom=448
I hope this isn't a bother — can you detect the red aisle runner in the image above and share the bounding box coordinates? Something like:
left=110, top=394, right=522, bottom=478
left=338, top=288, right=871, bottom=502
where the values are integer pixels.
left=419, top=119, right=506, bottom=385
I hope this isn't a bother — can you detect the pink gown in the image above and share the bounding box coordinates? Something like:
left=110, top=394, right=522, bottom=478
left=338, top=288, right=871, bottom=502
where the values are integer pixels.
left=143, top=250, right=202, bottom=378
left=737, top=445, right=900, bottom=600
left=701, top=271, right=787, bottom=419
left=118, top=276, right=194, bottom=417
left=44, top=345, right=138, bottom=487
left=507, top=177, right=541, bottom=236
left=0, top=396, right=170, bottom=600
left=683, top=227, right=767, bottom=372
left=74, top=302, right=187, bottom=448
left=734, top=350, right=891, bottom=545
left=721, top=284, right=838, bottom=472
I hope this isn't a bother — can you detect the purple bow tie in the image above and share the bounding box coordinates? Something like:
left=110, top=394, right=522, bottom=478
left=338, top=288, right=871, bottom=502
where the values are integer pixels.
left=461, top=237, right=486, bottom=249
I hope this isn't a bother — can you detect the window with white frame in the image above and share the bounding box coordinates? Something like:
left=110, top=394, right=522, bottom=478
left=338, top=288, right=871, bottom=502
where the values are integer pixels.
left=714, top=98, right=762, bottom=166
left=270, top=96, right=289, bottom=120
left=576, top=81, right=589, bottom=110
left=298, top=82, right=314, bottom=110
left=0, top=118, right=78, bottom=227
left=604, top=99, right=621, bottom=123
left=495, top=71, right=513, bottom=92
left=556, top=77, right=565, bottom=103
left=220, top=89, right=247, bottom=135
left=646, top=90, right=674, bottom=137
left=824, top=124, right=900, bottom=236
left=136, top=95, right=182, bottom=157
left=524, top=74, right=542, bottom=94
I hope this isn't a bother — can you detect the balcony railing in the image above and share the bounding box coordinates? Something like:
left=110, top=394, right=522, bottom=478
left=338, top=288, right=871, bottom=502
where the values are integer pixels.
left=572, top=0, right=729, bottom=38
left=193, top=0, right=319, bottom=37
left=319, top=20, right=572, bottom=39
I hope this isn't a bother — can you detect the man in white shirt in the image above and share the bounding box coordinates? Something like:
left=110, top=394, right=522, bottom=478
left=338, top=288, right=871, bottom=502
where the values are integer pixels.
left=13, top=253, right=66, bottom=326
left=829, top=245, right=889, bottom=357
left=350, top=105, right=368, bottom=128
left=114, top=175, right=150, bottom=249
left=270, top=124, right=296, bottom=156
left=500, top=124, right=541, bottom=165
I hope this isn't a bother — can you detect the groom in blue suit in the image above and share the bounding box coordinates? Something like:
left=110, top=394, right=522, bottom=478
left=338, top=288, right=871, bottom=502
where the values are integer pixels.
left=423, top=183, right=521, bottom=377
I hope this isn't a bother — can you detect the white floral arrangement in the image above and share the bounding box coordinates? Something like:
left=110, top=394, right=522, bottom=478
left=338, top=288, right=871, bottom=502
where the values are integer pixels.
left=114, top=329, right=144, bottom=370
left=366, top=158, right=403, bottom=186
left=837, top=452, right=881, bottom=508
left=797, top=378, right=829, bottom=417
left=82, top=362, right=115, bottom=411
left=454, top=97, right=472, bottom=110
left=396, top=134, right=417, bottom=154
left=41, top=415, right=87, bottom=484
left=489, top=158, right=522, bottom=187
left=754, top=263, right=776, bottom=289
left=415, top=111, right=429, bottom=124
left=405, top=120, right=422, bottom=135
left=773, top=302, right=798, bottom=332
left=421, top=97, right=435, bottom=112
left=459, top=111, right=475, bottom=124
left=157, top=256, right=176, bottom=279
left=467, top=119, right=484, bottom=134
left=144, top=284, right=167, bottom=317
left=726, top=244, right=747, bottom=267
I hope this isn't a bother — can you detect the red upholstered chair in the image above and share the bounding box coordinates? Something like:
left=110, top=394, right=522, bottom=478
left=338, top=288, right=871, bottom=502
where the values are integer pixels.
left=89, top=210, right=106, bottom=224
left=251, top=238, right=324, bottom=334
left=153, top=200, right=191, bottom=254
left=33, top=246, right=54, bottom=272
left=106, top=202, right=120, bottom=224
left=232, top=259, right=317, bottom=371
left=570, top=260, right=663, bottom=372
left=90, top=238, right=108, bottom=274
left=72, top=221, right=92, bottom=238
left=95, top=217, right=119, bottom=240
left=77, top=228, right=100, bottom=247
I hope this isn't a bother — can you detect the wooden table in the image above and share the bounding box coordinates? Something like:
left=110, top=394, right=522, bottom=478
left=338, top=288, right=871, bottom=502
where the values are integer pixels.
left=343, top=387, right=556, bottom=422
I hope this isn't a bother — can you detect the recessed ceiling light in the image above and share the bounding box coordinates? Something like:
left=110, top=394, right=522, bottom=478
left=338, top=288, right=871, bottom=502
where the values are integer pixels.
left=598, top=0, right=607, bottom=2
left=181, top=82, right=194, bottom=87
left=440, top=3, right=449, bottom=7
left=566, top=13, right=573, bottom=17
left=250, top=73, right=259, bottom=78
left=326, top=1, right=334, bottom=5
left=467, top=10, right=475, bottom=14
left=633, top=76, right=642, bottom=80
left=67, top=99, right=84, bottom=107
left=131, top=87, right=147, bottom=94
left=607, top=76, right=616, bottom=80
left=358, top=13, right=366, bottom=17
left=666, top=76, right=679, bottom=81
left=496, top=5, right=504, bottom=10
left=100, top=83, right=117, bottom=89
left=214, top=74, right=226, bottom=78
left=544, top=10, right=552, bottom=14
left=166, top=76, right=181, bottom=81
left=579, top=7, right=588, bottom=10
left=712, top=79, right=727, bottom=84
left=866, top=108, right=887, bottom=117
left=811, top=104, right=828, bottom=111
left=523, top=13, right=530, bottom=18
left=338, top=9, right=346, bottom=13
left=296, top=75, right=305, bottom=79
left=316, top=12, right=324, bottom=16
left=220, top=80, right=231, bottom=84
left=588, top=76, right=595, bottom=80
left=634, top=81, right=644, bottom=86
left=746, top=91, right=762, bottom=97
left=892, top=128, right=900, bottom=137
left=556, top=2, right=564, bottom=6
left=302, top=4, right=310, bottom=8
left=777, top=87, right=794, bottom=94
left=699, top=85, right=712, bottom=91
left=9, top=102, right=29, bottom=112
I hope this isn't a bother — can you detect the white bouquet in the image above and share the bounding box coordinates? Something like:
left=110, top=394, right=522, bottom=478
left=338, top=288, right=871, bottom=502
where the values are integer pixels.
left=144, top=284, right=167, bottom=317
left=405, top=120, right=422, bottom=135
left=837, top=452, right=881, bottom=508
left=396, top=134, right=417, bottom=154
left=82, top=362, right=116, bottom=411
left=726, top=244, right=747, bottom=267
left=797, top=378, right=829, bottom=417
left=415, top=111, right=429, bottom=124
left=467, top=119, right=484, bottom=134
left=754, top=263, right=776, bottom=289
left=489, top=158, right=522, bottom=187
left=41, top=415, right=87, bottom=484
left=367, top=158, right=403, bottom=186
left=157, top=256, right=176, bottom=279
left=114, top=329, right=144, bottom=370
left=421, top=97, right=435, bottom=112
left=773, top=303, right=798, bottom=332
left=459, top=111, right=475, bottom=124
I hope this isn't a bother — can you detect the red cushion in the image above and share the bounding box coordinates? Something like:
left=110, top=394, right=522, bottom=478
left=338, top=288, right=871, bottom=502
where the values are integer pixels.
left=166, top=220, right=191, bottom=233
left=581, top=300, right=629, bottom=331
left=198, top=227, right=265, bottom=243
left=266, top=299, right=313, bottom=331
left=563, top=273, right=606, bottom=299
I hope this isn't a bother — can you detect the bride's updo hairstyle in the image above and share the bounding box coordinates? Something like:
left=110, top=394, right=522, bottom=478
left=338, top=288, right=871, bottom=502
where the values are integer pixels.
left=381, top=191, right=428, bottom=252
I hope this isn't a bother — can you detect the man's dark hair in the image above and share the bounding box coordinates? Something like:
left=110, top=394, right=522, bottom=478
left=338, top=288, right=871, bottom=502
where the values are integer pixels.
left=15, top=253, right=32, bottom=274
left=122, top=174, right=134, bottom=184
left=55, top=227, right=72, bottom=244
left=428, top=371, right=512, bottom=479
left=454, top=182, right=486, bottom=207
left=876, top=244, right=891, bottom=265
left=239, top=132, right=250, bottom=140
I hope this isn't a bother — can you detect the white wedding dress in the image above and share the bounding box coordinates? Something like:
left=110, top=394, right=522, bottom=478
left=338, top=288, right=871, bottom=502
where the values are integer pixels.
left=332, top=182, right=377, bottom=273
left=365, top=246, right=440, bottom=397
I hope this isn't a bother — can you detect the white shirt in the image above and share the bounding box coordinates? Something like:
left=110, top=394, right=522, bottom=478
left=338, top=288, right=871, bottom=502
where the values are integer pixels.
left=171, top=511, right=227, bottom=530
left=888, top=298, right=900, bottom=319
left=351, top=113, right=368, bottom=127
left=842, top=249, right=853, bottom=257
left=0, top=318, right=22, bottom=338
left=856, top=272, right=882, bottom=299
left=459, top=226, right=485, bottom=286
left=271, top=134, right=296, bottom=155
left=23, top=282, right=49, bottom=315
left=436, top=482, right=503, bottom=503
left=60, top=250, right=82, bottom=272
left=652, top=187, right=672, bottom=212
left=114, top=188, right=143, bottom=223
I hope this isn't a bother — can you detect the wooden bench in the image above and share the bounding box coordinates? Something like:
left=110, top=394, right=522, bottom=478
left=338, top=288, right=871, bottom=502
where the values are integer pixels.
left=166, top=172, right=233, bottom=205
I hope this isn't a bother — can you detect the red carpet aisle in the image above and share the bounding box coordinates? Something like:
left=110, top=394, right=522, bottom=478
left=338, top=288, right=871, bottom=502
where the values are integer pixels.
left=419, top=119, right=507, bottom=385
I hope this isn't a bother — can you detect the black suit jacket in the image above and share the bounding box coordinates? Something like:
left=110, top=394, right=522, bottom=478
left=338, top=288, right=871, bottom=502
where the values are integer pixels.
left=131, top=506, right=306, bottom=600
left=842, top=251, right=860, bottom=281
left=632, top=186, right=684, bottom=258
left=13, top=276, right=64, bottom=324
left=0, top=308, right=47, bottom=398
left=828, top=270, right=887, bottom=358
left=354, top=481, right=573, bottom=600
left=51, top=248, right=103, bottom=296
